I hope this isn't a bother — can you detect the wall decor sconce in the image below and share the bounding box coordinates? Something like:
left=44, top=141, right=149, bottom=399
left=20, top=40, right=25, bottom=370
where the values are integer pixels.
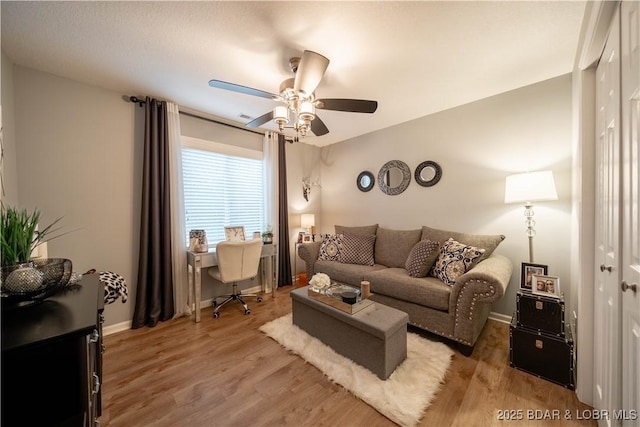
left=504, top=170, right=558, bottom=263
left=302, top=177, right=320, bottom=201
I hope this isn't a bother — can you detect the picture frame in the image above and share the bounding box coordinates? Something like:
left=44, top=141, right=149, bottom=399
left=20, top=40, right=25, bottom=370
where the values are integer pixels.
left=302, top=233, right=313, bottom=243
left=520, top=262, right=548, bottom=291
left=297, top=231, right=305, bottom=244
left=531, top=274, right=561, bottom=298
left=224, top=226, right=245, bottom=242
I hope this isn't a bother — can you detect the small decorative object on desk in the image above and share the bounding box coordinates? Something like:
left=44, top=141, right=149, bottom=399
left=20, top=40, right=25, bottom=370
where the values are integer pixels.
left=224, top=226, right=245, bottom=241
left=189, top=229, right=208, bottom=252
left=262, top=227, right=273, bottom=244
left=1, top=258, right=73, bottom=305
left=253, top=231, right=261, bottom=239
left=309, top=272, right=331, bottom=291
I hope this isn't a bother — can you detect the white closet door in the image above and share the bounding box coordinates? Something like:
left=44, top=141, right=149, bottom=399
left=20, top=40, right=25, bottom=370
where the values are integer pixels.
left=595, top=7, right=623, bottom=426
left=621, top=2, right=640, bottom=425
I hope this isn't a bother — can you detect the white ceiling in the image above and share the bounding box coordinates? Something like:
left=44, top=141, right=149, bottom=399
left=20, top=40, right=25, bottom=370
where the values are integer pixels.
left=1, top=1, right=586, bottom=147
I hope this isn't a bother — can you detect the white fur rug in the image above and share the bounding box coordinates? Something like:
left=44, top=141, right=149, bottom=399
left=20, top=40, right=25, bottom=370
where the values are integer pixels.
left=259, top=314, right=454, bottom=427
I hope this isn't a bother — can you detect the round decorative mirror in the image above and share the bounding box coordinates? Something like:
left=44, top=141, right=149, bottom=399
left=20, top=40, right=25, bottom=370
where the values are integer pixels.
left=356, top=171, right=375, bottom=192
left=378, top=160, right=411, bottom=195
left=414, top=161, right=442, bottom=187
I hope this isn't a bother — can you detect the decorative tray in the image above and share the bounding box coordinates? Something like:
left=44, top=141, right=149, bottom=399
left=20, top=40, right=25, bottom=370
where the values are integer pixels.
left=308, top=282, right=374, bottom=315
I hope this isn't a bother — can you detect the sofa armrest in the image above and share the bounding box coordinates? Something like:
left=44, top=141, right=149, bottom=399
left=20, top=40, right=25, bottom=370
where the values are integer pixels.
left=297, top=242, right=322, bottom=281
left=449, top=253, right=513, bottom=345
left=454, top=253, right=513, bottom=300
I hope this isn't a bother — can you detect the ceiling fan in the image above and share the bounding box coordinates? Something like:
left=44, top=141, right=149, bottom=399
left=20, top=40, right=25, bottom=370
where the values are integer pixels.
left=208, top=50, right=378, bottom=139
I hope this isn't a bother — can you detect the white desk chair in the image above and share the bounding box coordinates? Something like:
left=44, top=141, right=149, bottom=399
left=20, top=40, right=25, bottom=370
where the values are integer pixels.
left=208, top=239, right=263, bottom=318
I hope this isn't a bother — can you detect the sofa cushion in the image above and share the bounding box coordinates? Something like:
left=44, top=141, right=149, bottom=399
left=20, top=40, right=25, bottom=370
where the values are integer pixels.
left=431, top=238, right=485, bottom=285
left=335, top=224, right=379, bottom=236
left=339, top=233, right=376, bottom=266
left=421, top=225, right=504, bottom=261
left=374, top=227, right=422, bottom=268
left=314, top=260, right=386, bottom=285
left=365, top=268, right=451, bottom=311
left=318, top=234, right=343, bottom=261
left=405, top=239, right=440, bottom=277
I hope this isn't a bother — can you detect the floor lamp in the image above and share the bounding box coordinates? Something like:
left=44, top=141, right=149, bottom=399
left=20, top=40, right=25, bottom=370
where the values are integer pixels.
left=504, top=171, right=558, bottom=263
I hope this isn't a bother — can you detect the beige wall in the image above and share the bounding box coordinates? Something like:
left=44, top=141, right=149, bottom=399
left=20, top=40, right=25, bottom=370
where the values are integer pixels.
left=13, top=65, right=143, bottom=326
left=7, top=62, right=572, bottom=323
left=319, top=74, right=574, bottom=317
left=8, top=64, right=320, bottom=325
left=285, top=140, right=322, bottom=276
left=1, top=51, right=19, bottom=206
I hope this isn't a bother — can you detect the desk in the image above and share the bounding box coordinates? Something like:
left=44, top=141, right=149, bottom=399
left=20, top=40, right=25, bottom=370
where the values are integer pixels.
left=187, top=243, right=278, bottom=323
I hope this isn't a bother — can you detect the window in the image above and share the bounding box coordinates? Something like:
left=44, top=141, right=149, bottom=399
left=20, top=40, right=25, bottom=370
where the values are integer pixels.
left=182, top=137, right=265, bottom=246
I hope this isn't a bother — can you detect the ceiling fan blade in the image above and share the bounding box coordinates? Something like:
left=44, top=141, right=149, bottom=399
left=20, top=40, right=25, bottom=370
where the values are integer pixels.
left=246, top=111, right=274, bottom=128
left=316, top=98, right=378, bottom=113
left=310, top=115, right=329, bottom=136
left=208, top=80, right=276, bottom=100
left=293, top=50, right=330, bottom=97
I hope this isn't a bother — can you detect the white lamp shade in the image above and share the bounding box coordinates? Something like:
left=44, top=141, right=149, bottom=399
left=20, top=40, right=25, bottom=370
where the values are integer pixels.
left=299, top=100, right=315, bottom=116
left=504, top=171, right=558, bottom=204
left=273, top=106, right=289, bottom=123
left=301, top=213, right=315, bottom=229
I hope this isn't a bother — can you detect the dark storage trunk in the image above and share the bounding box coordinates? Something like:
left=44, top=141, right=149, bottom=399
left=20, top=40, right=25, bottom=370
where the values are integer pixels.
left=509, top=316, right=575, bottom=389
left=516, top=290, right=565, bottom=337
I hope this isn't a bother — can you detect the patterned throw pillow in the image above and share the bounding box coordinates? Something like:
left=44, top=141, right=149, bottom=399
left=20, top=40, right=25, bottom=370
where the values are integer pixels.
left=430, top=238, right=485, bottom=285
left=318, top=234, right=343, bottom=261
left=405, top=239, right=440, bottom=278
left=339, top=233, right=376, bottom=266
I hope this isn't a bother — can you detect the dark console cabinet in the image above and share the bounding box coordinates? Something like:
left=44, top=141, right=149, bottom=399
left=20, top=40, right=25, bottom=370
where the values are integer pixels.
left=1, top=275, right=104, bottom=426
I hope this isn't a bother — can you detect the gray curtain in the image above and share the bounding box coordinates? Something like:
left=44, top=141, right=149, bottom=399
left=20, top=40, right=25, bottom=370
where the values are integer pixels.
left=132, top=97, right=175, bottom=328
left=277, top=134, right=292, bottom=287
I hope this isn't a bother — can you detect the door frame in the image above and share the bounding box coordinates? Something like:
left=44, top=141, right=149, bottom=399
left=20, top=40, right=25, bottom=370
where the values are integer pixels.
left=573, top=0, right=621, bottom=405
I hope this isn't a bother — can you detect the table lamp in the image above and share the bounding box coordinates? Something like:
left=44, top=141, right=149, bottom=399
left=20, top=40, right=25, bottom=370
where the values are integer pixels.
left=301, top=213, right=316, bottom=236
left=504, top=170, right=558, bottom=263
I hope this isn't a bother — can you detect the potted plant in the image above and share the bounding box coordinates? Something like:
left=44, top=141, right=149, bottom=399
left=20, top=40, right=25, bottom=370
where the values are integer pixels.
left=261, top=227, right=273, bottom=244
left=1, top=205, right=62, bottom=291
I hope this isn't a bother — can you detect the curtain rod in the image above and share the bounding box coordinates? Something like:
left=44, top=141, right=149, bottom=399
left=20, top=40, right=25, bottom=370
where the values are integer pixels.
left=126, top=95, right=264, bottom=136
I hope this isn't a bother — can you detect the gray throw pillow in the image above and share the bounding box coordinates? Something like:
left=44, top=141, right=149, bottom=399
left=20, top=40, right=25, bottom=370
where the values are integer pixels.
left=339, top=233, right=376, bottom=266
left=405, top=239, right=440, bottom=278
left=430, top=238, right=485, bottom=285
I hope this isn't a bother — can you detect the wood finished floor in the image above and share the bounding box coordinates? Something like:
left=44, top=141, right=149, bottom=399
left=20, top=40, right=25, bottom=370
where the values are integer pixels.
left=100, top=284, right=595, bottom=427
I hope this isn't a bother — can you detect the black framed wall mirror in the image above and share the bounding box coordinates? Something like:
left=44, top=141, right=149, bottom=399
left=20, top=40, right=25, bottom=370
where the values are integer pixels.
left=378, top=160, right=411, bottom=195
left=356, top=171, right=375, bottom=192
left=414, top=161, right=442, bottom=187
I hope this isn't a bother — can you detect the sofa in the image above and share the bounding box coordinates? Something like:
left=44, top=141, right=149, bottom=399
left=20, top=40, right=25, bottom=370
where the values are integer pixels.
left=297, top=224, right=513, bottom=355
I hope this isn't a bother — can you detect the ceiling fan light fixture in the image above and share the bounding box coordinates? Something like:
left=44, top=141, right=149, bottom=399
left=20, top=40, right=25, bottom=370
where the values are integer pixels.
left=273, top=105, right=289, bottom=131
left=298, top=100, right=316, bottom=121
left=209, top=50, right=377, bottom=140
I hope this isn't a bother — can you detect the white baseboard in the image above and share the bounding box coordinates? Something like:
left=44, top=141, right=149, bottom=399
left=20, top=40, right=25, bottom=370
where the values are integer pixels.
left=103, top=285, right=265, bottom=336
left=103, top=321, right=132, bottom=336
left=489, top=311, right=512, bottom=324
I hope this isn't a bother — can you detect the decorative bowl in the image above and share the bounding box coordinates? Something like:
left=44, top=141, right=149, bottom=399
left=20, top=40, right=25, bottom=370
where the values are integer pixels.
left=1, top=258, right=72, bottom=303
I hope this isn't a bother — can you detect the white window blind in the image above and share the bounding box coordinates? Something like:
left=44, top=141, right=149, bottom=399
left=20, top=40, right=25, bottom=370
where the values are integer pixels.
left=182, top=146, right=265, bottom=246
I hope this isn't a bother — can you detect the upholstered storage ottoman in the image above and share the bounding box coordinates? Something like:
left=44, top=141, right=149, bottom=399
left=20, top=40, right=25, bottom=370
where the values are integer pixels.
left=291, top=286, right=409, bottom=380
